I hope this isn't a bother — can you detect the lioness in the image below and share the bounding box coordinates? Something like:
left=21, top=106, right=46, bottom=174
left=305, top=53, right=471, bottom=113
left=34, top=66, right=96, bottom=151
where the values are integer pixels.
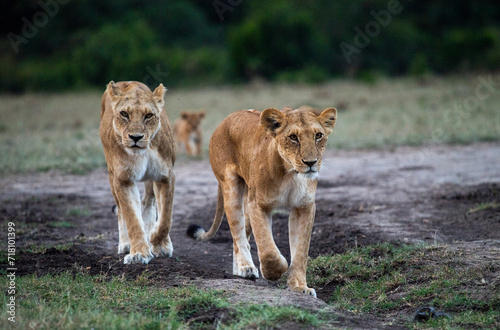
left=188, top=107, right=337, bottom=297
left=173, top=111, right=205, bottom=156
left=100, top=81, right=175, bottom=264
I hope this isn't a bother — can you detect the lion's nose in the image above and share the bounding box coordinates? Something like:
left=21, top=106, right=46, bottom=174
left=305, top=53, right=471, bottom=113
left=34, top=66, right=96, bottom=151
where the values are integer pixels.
left=302, top=159, right=318, bottom=167
left=129, top=134, right=144, bottom=142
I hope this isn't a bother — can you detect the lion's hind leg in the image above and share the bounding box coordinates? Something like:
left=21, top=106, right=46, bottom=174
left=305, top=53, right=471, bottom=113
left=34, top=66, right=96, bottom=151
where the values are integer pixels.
left=222, top=176, right=259, bottom=280
left=243, top=187, right=253, bottom=243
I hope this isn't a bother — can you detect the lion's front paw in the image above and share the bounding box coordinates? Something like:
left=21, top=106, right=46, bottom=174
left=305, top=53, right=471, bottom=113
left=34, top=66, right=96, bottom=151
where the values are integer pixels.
left=118, top=243, right=130, bottom=254
left=151, top=239, right=173, bottom=257
left=260, top=253, right=288, bottom=281
left=291, top=287, right=316, bottom=298
left=150, top=233, right=173, bottom=257
left=237, top=266, right=259, bottom=280
left=124, top=242, right=153, bottom=264
left=287, top=278, right=317, bottom=298
left=123, top=252, right=153, bottom=264
left=304, top=288, right=317, bottom=297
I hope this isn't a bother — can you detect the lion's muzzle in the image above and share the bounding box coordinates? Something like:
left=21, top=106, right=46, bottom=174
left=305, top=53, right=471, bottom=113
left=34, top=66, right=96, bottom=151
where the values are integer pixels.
left=125, top=134, right=149, bottom=149
left=129, top=134, right=144, bottom=143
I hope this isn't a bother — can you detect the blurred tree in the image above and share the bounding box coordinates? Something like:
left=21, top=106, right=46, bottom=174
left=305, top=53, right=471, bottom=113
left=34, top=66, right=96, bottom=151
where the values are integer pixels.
left=72, top=20, right=159, bottom=85
left=1, top=0, right=500, bottom=92
left=229, top=1, right=321, bottom=79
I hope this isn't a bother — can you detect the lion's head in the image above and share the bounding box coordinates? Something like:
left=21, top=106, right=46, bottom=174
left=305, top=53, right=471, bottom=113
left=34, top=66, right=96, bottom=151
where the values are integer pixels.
left=179, top=111, right=205, bottom=131
left=260, top=107, right=337, bottom=178
left=106, top=81, right=167, bottom=152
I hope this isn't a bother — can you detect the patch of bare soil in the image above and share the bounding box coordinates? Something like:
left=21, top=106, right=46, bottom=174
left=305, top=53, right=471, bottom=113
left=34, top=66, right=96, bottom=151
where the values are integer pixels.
left=1, top=143, right=499, bottom=328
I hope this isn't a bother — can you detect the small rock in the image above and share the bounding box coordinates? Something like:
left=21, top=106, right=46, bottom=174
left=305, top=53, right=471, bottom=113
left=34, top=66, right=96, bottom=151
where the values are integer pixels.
left=414, top=306, right=450, bottom=322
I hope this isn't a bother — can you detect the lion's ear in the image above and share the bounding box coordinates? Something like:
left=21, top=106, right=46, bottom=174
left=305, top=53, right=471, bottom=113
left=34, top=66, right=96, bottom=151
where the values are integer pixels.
left=318, top=107, right=337, bottom=135
left=153, top=83, right=167, bottom=110
left=107, top=81, right=122, bottom=102
left=261, top=108, right=285, bottom=134
left=199, top=110, right=206, bottom=119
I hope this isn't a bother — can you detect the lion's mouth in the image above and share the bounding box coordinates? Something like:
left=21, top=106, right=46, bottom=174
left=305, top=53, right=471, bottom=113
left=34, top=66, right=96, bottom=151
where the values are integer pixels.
left=128, top=142, right=147, bottom=149
left=301, top=170, right=319, bottom=180
left=294, top=168, right=318, bottom=175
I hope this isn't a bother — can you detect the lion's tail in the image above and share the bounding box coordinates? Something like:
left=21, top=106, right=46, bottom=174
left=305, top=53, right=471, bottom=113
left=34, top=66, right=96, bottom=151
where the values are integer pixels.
left=186, top=184, right=224, bottom=241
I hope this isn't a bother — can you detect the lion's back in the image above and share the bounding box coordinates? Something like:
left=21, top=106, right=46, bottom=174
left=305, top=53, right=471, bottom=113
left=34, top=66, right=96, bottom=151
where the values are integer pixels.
left=208, top=110, right=264, bottom=178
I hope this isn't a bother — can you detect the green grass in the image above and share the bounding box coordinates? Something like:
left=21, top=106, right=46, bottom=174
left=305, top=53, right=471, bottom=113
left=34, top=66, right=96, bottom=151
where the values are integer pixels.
left=226, top=305, right=322, bottom=329
left=49, top=221, right=74, bottom=228
left=468, top=202, right=500, bottom=213
left=66, top=207, right=92, bottom=217
left=307, top=242, right=500, bottom=328
left=0, top=272, right=324, bottom=329
left=24, top=242, right=74, bottom=254
left=1, top=243, right=498, bottom=328
left=1, top=74, right=499, bottom=176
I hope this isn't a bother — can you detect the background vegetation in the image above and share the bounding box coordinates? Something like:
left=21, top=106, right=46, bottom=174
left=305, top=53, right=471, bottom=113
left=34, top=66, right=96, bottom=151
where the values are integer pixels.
left=2, top=0, right=500, bottom=92
left=1, top=74, right=499, bottom=175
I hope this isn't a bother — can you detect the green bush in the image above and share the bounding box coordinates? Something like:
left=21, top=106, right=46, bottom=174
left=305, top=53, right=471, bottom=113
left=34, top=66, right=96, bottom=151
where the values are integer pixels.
left=275, top=64, right=330, bottom=84
left=366, top=19, right=430, bottom=75
left=408, top=53, right=431, bottom=76
left=2, top=0, right=500, bottom=92
left=72, top=20, right=160, bottom=85
left=437, top=26, right=500, bottom=72
left=140, top=0, right=222, bottom=48
left=159, top=47, right=231, bottom=87
left=229, top=2, right=321, bottom=80
left=19, top=57, right=77, bottom=91
left=481, top=26, right=500, bottom=70
left=0, top=52, right=23, bottom=93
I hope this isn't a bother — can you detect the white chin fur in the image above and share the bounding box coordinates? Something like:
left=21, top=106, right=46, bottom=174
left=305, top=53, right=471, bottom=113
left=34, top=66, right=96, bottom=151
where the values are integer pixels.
left=301, top=171, right=319, bottom=180
left=125, top=147, right=148, bottom=155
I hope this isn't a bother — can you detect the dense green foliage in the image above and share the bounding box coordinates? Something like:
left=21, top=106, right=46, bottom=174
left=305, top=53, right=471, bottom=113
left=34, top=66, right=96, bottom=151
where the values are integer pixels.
left=1, top=0, right=499, bottom=92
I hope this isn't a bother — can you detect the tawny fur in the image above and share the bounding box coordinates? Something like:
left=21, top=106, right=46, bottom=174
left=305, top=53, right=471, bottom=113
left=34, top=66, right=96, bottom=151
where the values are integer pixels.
left=173, top=111, right=205, bottom=156
left=99, top=81, right=176, bottom=265
left=188, top=107, right=337, bottom=297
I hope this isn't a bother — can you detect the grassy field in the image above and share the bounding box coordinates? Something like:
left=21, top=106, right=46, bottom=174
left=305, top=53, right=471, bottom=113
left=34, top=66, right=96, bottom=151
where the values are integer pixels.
left=1, top=242, right=498, bottom=329
left=307, top=243, right=500, bottom=328
left=0, top=74, right=499, bottom=175
left=1, top=271, right=323, bottom=329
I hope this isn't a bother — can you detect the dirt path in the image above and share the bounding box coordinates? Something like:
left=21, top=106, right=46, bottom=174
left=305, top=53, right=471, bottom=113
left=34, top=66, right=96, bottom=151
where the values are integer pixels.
left=1, top=142, right=499, bottom=327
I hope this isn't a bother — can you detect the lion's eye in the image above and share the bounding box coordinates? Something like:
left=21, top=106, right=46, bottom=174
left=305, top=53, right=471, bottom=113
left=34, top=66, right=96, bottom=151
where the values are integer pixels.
left=120, top=111, right=129, bottom=118
left=315, top=132, right=323, bottom=140
left=289, top=134, right=298, bottom=141
left=145, top=113, right=154, bottom=120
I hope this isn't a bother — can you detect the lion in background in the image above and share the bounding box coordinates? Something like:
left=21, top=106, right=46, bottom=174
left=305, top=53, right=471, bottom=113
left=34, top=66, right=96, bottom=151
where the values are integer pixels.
left=188, top=106, right=337, bottom=297
left=173, top=110, right=205, bottom=156
left=99, top=81, right=176, bottom=264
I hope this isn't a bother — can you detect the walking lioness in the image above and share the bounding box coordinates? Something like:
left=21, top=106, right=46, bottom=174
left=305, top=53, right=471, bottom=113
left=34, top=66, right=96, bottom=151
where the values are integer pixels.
left=188, top=107, right=337, bottom=297
left=100, top=81, right=175, bottom=264
left=173, top=110, right=205, bottom=156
